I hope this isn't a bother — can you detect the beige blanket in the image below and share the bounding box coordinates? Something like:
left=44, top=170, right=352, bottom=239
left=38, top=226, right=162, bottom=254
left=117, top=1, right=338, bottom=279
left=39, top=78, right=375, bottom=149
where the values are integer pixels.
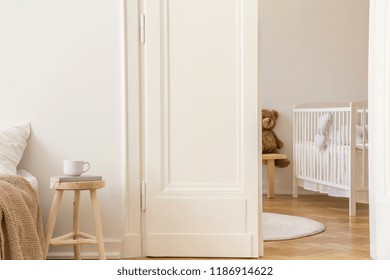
left=0, top=174, right=45, bottom=260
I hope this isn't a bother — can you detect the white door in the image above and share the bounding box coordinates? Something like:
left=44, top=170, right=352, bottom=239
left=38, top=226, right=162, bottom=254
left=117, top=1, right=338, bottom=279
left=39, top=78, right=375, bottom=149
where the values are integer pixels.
left=368, top=0, right=390, bottom=260
left=142, top=0, right=260, bottom=257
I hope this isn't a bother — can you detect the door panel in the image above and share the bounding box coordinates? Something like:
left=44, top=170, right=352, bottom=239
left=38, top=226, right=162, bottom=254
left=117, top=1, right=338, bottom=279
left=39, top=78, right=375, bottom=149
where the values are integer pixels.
left=167, top=0, right=240, bottom=186
left=150, top=198, right=246, bottom=233
left=143, top=0, right=260, bottom=257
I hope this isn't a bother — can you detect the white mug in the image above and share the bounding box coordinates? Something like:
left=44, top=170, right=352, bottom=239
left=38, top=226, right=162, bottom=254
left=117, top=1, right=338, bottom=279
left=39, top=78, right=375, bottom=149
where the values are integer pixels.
left=63, top=160, right=90, bottom=176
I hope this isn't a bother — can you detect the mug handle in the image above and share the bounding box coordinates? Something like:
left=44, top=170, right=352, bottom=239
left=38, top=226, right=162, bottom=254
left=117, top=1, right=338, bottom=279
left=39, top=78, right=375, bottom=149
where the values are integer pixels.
left=82, top=162, right=90, bottom=173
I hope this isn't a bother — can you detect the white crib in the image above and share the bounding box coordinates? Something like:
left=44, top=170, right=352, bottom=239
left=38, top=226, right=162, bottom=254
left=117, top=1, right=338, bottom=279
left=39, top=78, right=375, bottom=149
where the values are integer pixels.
left=292, top=101, right=368, bottom=216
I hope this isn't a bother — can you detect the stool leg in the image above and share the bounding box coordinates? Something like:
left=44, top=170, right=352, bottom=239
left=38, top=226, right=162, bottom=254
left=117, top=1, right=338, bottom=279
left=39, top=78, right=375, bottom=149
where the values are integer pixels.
left=45, top=190, right=64, bottom=259
left=90, top=190, right=106, bottom=260
left=73, top=190, right=81, bottom=260
left=267, top=160, right=275, bottom=199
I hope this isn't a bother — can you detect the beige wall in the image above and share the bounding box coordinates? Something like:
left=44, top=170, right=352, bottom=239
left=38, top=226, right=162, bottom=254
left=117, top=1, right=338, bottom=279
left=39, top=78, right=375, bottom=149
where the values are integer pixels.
left=260, top=0, right=369, bottom=194
left=0, top=0, right=124, bottom=258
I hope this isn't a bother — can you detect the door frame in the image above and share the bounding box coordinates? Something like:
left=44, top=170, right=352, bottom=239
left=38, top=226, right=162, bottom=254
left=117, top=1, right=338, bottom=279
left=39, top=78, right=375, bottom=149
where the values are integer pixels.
left=368, top=0, right=390, bottom=260
left=121, top=0, right=143, bottom=258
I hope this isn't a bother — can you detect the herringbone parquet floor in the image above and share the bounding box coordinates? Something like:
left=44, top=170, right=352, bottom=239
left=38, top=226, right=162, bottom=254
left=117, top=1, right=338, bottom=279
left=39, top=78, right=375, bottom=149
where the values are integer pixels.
left=262, top=195, right=370, bottom=260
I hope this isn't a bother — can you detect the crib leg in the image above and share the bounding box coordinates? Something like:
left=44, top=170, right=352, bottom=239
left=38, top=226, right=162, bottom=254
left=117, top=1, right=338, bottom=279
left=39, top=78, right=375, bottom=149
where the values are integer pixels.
left=350, top=176, right=357, bottom=216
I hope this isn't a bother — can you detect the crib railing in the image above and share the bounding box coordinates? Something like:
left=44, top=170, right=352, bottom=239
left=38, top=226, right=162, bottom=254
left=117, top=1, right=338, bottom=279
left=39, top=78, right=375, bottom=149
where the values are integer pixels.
left=292, top=101, right=368, bottom=216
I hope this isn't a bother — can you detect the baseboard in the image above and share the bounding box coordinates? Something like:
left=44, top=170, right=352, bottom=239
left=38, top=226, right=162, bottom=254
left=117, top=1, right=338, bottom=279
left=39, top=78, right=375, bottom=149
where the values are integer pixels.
left=262, top=182, right=318, bottom=196
left=46, top=239, right=122, bottom=260
left=121, top=233, right=142, bottom=258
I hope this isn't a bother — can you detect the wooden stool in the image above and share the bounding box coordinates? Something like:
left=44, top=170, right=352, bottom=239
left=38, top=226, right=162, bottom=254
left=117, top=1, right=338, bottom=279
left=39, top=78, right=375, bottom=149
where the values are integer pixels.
left=262, top=154, right=288, bottom=199
left=45, top=180, right=106, bottom=260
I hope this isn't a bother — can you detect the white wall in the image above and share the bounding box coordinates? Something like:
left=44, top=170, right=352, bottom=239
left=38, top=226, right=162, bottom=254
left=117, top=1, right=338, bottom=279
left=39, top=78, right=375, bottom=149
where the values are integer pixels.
left=0, top=0, right=125, bottom=258
left=260, top=0, right=369, bottom=194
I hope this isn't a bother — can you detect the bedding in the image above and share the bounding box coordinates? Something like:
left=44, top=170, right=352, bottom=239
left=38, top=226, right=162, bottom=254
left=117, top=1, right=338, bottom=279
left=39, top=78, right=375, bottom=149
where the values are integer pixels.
left=16, top=169, right=38, bottom=192
left=0, top=174, right=45, bottom=260
left=314, top=113, right=332, bottom=151
left=295, top=142, right=368, bottom=198
left=335, top=124, right=368, bottom=145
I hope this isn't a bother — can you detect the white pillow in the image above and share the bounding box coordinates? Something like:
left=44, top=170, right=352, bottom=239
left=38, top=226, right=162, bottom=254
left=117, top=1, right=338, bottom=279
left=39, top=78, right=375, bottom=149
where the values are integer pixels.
left=356, top=125, right=368, bottom=144
left=315, top=134, right=327, bottom=151
left=315, top=113, right=332, bottom=151
left=317, top=113, right=332, bottom=135
left=0, top=123, right=30, bottom=174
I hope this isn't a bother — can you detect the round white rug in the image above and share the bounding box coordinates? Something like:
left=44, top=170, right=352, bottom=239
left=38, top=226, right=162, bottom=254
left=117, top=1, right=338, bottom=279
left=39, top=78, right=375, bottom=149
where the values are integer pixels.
left=263, top=212, right=325, bottom=241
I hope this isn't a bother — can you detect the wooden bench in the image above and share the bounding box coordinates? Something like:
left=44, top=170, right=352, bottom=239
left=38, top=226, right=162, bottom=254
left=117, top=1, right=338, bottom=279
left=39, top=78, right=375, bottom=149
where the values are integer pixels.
left=262, top=153, right=288, bottom=199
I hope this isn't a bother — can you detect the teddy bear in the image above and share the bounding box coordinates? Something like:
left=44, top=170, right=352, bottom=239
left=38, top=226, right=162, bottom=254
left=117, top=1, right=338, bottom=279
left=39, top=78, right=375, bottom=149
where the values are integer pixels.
left=262, top=109, right=290, bottom=168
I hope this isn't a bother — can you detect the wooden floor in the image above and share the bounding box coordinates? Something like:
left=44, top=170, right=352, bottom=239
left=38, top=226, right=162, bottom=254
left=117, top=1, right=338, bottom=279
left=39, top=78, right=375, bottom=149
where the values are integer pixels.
left=262, top=195, right=370, bottom=260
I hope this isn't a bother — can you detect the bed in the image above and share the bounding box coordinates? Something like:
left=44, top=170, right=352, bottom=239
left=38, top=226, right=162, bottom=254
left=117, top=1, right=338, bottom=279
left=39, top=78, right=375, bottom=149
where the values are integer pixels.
left=292, top=101, right=368, bottom=216
left=0, top=123, right=45, bottom=259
